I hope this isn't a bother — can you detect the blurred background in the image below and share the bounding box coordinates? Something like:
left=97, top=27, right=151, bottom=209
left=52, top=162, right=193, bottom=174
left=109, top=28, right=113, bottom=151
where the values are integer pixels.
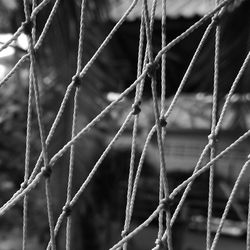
left=0, top=0, right=250, bottom=249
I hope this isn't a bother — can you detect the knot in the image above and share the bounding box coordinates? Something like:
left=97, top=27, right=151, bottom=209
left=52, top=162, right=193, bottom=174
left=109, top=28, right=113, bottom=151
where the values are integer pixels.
left=208, top=133, right=218, bottom=146
left=213, top=15, right=221, bottom=26
left=63, top=204, right=72, bottom=217
left=22, top=19, right=33, bottom=35
left=132, top=101, right=141, bottom=115
left=121, top=229, right=129, bottom=237
left=154, top=239, right=164, bottom=249
left=147, top=62, right=159, bottom=77
left=42, top=165, right=52, bottom=178
left=72, top=75, right=81, bottom=88
left=159, top=117, right=167, bottom=127
left=160, top=197, right=174, bottom=212
left=20, top=181, right=28, bottom=190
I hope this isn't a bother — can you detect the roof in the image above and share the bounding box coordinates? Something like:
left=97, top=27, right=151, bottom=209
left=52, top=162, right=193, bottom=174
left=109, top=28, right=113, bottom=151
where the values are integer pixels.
left=108, top=0, right=243, bottom=20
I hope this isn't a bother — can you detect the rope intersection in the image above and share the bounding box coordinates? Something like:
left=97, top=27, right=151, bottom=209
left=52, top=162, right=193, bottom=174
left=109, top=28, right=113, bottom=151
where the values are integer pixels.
left=0, top=0, right=249, bottom=249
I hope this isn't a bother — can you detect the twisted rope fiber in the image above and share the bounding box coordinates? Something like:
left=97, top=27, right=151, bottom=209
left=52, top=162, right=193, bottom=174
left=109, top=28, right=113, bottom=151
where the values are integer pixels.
left=143, top=1, right=172, bottom=249
left=121, top=3, right=173, bottom=248
left=21, top=3, right=36, bottom=248
left=65, top=0, right=87, bottom=249
left=130, top=14, right=220, bottom=229
left=144, top=0, right=170, bottom=197
left=0, top=0, right=137, bottom=88
left=0, top=0, right=236, bottom=89
left=49, top=16, right=236, bottom=241
left=0, top=0, right=61, bottom=88
left=24, top=0, right=56, bottom=248
left=1, top=0, right=81, bottom=207
left=1, top=0, right=246, bottom=221
left=122, top=2, right=158, bottom=249
left=247, top=184, right=250, bottom=250
left=170, top=46, right=250, bottom=227
left=22, top=69, right=33, bottom=250
left=110, top=128, right=250, bottom=250
left=31, top=0, right=38, bottom=42
left=206, top=1, right=221, bottom=247
left=65, top=83, right=79, bottom=250
left=210, top=158, right=250, bottom=250
left=121, top=8, right=146, bottom=250
left=164, top=6, right=225, bottom=228
left=1, top=0, right=249, bottom=249
left=46, top=111, right=135, bottom=250
left=117, top=1, right=232, bottom=248
left=1, top=80, right=75, bottom=215
left=156, top=0, right=167, bottom=246
left=7, top=0, right=141, bottom=244
left=172, top=46, right=250, bottom=215
left=22, top=34, right=34, bottom=250
left=0, top=0, right=52, bottom=53
left=169, top=130, right=250, bottom=201
left=0, top=0, right=239, bottom=222
left=22, top=0, right=38, bottom=247
left=29, top=29, right=56, bottom=250
left=0, top=65, right=147, bottom=216
left=79, top=0, right=139, bottom=79
left=0, top=26, right=24, bottom=53
left=0, top=0, right=142, bottom=204
left=154, top=0, right=235, bottom=64
left=126, top=0, right=160, bottom=231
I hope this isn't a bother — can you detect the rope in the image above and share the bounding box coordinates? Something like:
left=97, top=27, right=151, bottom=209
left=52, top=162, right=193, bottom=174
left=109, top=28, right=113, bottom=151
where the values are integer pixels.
left=46, top=111, right=134, bottom=250
left=206, top=1, right=221, bottom=248
left=171, top=50, right=250, bottom=226
left=24, top=0, right=56, bottom=248
left=210, top=158, right=250, bottom=250
left=0, top=0, right=247, bottom=217
left=0, top=0, right=249, bottom=249
left=247, top=183, right=250, bottom=250
left=22, top=2, right=34, bottom=249
left=144, top=1, right=172, bottom=249
left=121, top=6, right=145, bottom=250
left=22, top=37, right=33, bottom=250
left=0, top=0, right=52, bottom=54
left=121, top=2, right=159, bottom=249
left=0, top=26, right=24, bottom=53
left=65, top=0, right=87, bottom=249
left=156, top=0, right=167, bottom=245
left=0, top=0, right=61, bottom=88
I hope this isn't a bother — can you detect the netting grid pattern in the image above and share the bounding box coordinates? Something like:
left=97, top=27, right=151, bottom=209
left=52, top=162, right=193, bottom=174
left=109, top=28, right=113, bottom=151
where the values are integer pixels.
left=0, top=0, right=250, bottom=249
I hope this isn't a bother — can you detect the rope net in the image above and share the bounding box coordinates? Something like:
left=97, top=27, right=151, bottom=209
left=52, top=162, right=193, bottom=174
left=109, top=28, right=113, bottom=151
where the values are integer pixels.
left=0, top=0, right=250, bottom=249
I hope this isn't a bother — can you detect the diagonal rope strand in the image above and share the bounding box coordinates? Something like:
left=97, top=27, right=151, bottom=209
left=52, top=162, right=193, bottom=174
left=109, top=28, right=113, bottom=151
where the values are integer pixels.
left=1, top=1, right=250, bottom=249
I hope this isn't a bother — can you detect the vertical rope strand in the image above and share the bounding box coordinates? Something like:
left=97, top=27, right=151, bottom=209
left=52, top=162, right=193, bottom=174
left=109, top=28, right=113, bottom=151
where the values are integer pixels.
left=24, top=0, right=56, bottom=246
left=206, top=3, right=221, bottom=248
left=65, top=88, right=79, bottom=250
left=22, top=1, right=34, bottom=249
left=143, top=1, right=172, bottom=249
left=65, top=0, right=87, bottom=249
left=32, top=0, right=37, bottom=42
left=122, top=2, right=158, bottom=249
left=22, top=60, right=33, bottom=250
left=1, top=1, right=250, bottom=250
left=247, top=183, right=250, bottom=250
left=157, top=0, right=167, bottom=243
left=31, top=58, right=56, bottom=250
left=121, top=9, right=145, bottom=250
